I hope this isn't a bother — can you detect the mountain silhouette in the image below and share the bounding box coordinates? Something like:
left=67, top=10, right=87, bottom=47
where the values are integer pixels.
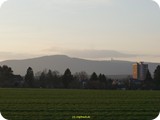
left=0, top=55, right=159, bottom=76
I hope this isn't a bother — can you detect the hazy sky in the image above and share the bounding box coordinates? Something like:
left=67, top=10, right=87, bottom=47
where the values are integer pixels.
left=0, top=0, right=160, bottom=62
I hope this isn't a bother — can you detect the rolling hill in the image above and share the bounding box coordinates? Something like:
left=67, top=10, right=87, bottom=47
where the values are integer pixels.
left=0, top=55, right=159, bottom=76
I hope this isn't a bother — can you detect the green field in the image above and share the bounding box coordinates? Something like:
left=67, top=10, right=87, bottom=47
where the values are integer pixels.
left=0, top=89, right=159, bottom=120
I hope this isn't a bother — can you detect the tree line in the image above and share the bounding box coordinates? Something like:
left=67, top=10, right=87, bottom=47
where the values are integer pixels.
left=0, top=65, right=160, bottom=90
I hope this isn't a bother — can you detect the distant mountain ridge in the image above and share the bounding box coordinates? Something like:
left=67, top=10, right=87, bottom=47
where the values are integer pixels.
left=0, top=55, right=159, bottom=76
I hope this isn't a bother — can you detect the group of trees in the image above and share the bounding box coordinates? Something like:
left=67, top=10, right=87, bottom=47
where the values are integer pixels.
left=0, top=65, right=22, bottom=87
left=154, top=66, right=160, bottom=88
left=0, top=65, right=13, bottom=87
left=0, top=65, right=160, bottom=90
left=24, top=68, right=112, bottom=89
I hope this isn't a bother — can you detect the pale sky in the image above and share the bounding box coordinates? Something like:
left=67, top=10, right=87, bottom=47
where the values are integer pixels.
left=0, top=0, right=160, bottom=62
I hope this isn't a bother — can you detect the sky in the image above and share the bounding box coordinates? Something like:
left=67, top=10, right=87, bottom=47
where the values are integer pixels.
left=0, top=0, right=160, bottom=62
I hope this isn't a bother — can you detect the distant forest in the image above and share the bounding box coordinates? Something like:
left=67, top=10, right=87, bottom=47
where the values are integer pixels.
left=0, top=65, right=160, bottom=90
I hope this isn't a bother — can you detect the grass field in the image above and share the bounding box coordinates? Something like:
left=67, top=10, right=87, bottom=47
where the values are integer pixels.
left=0, top=89, right=159, bottom=120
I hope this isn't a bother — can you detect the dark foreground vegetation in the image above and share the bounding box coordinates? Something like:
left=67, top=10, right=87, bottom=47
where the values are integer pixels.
left=0, top=65, right=160, bottom=90
left=0, top=89, right=159, bottom=120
